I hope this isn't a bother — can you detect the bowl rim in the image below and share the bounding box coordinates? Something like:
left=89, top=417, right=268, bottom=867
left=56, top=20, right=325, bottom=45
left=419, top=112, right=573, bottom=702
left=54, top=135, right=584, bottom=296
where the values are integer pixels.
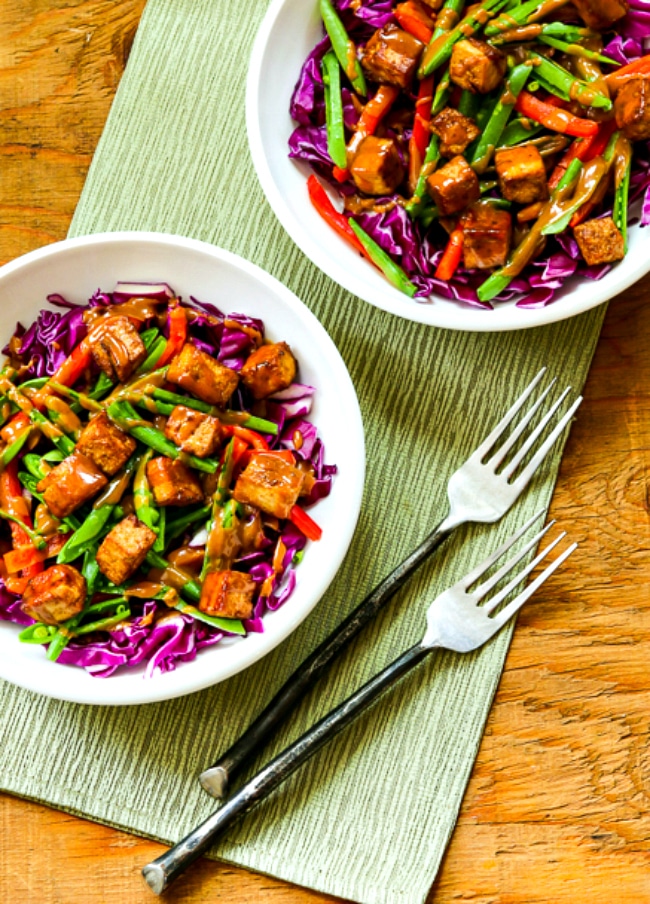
left=245, top=0, right=650, bottom=332
left=0, top=231, right=365, bottom=705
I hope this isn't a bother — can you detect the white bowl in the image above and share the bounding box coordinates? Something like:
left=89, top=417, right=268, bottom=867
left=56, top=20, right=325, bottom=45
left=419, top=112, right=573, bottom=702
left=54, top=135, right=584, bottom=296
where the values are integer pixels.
left=0, top=232, right=365, bottom=705
left=246, top=0, right=650, bottom=331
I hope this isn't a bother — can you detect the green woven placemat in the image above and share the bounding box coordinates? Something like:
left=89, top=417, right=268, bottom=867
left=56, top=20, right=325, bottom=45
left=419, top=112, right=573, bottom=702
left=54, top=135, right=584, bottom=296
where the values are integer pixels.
left=0, top=2, right=607, bottom=902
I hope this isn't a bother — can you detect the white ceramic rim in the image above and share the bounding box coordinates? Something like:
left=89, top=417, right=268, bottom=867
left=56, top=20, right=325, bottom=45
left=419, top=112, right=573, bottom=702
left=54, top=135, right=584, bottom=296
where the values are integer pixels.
left=245, top=0, right=650, bottom=331
left=0, top=231, right=365, bottom=705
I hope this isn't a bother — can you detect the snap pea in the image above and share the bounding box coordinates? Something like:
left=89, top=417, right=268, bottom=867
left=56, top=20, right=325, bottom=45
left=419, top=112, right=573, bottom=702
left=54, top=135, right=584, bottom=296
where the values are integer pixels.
left=431, top=0, right=465, bottom=41
left=322, top=50, right=347, bottom=170
left=613, top=142, right=632, bottom=252
left=527, top=53, right=612, bottom=110
left=18, top=622, right=58, bottom=645
left=348, top=220, right=418, bottom=297
left=151, top=388, right=279, bottom=435
left=419, top=0, right=511, bottom=78
left=470, top=62, right=533, bottom=173
left=0, top=424, right=33, bottom=470
left=319, top=0, right=366, bottom=97
left=485, top=0, right=572, bottom=35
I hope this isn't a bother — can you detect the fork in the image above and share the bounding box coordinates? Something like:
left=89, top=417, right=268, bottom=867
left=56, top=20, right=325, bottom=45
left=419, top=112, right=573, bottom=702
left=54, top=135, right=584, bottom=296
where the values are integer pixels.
left=142, top=514, right=577, bottom=895
left=198, top=367, right=582, bottom=800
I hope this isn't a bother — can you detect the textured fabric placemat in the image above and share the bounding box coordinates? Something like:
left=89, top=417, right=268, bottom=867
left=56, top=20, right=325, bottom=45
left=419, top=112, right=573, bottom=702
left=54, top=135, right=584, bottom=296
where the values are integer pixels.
left=0, top=2, right=607, bottom=902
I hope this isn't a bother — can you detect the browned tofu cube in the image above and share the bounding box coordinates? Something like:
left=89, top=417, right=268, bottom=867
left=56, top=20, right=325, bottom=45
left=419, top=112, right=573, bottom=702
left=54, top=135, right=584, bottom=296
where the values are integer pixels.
left=240, top=342, right=297, bottom=400
left=22, top=564, right=86, bottom=626
left=146, top=456, right=204, bottom=507
left=75, top=411, right=136, bottom=476
left=164, top=405, right=226, bottom=458
left=361, top=24, right=424, bottom=90
left=449, top=39, right=506, bottom=94
left=167, top=343, right=239, bottom=407
left=37, top=450, right=108, bottom=519
left=96, top=514, right=157, bottom=586
left=495, top=145, right=548, bottom=205
left=572, top=0, right=628, bottom=29
left=573, top=217, right=625, bottom=266
left=87, top=316, right=147, bottom=383
left=430, top=107, right=480, bottom=158
left=460, top=202, right=512, bottom=270
left=349, top=136, right=404, bottom=196
left=614, top=76, right=650, bottom=141
left=426, top=155, right=480, bottom=216
left=233, top=452, right=306, bottom=520
left=199, top=570, right=256, bottom=620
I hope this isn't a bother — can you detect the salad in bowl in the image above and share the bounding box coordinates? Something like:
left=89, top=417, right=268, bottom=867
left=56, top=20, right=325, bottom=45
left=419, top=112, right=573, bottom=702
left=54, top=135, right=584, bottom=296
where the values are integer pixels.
left=285, top=0, right=650, bottom=311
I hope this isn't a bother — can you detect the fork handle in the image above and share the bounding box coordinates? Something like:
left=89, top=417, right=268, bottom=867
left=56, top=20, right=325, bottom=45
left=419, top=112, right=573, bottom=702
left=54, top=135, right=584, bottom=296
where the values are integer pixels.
left=199, top=520, right=454, bottom=799
left=144, top=642, right=431, bottom=895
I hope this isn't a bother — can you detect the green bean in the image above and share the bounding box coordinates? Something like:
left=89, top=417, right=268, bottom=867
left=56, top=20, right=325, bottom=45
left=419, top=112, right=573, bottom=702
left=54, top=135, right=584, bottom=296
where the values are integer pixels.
left=470, top=62, right=532, bottom=173
left=419, top=0, right=511, bottom=78
left=539, top=35, right=618, bottom=65
left=135, top=336, right=167, bottom=375
left=151, top=389, right=279, bottom=435
left=0, top=424, right=32, bottom=470
left=477, top=158, right=583, bottom=302
left=319, top=0, right=366, bottom=97
left=485, top=0, right=571, bottom=36
left=322, top=50, right=347, bottom=170
left=349, top=220, right=418, bottom=297
left=106, top=400, right=218, bottom=473
left=527, top=53, right=612, bottom=110
left=431, top=0, right=465, bottom=41
left=613, top=142, right=632, bottom=252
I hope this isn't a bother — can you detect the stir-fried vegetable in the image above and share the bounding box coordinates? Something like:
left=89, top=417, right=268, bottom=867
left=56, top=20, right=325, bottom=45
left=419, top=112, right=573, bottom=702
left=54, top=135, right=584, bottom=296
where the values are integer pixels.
left=289, top=0, right=650, bottom=309
left=0, top=284, right=335, bottom=677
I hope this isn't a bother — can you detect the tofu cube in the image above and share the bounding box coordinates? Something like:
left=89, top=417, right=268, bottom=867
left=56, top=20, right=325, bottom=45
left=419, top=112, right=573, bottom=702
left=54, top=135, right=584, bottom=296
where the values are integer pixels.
left=430, top=107, right=480, bottom=158
left=233, top=452, right=306, bottom=520
left=199, top=570, right=256, bottom=620
left=460, top=202, right=512, bottom=270
left=349, top=136, right=405, bottom=196
left=573, top=217, right=625, bottom=266
left=571, top=0, right=628, bottom=29
left=22, top=564, right=86, bottom=626
left=88, top=315, right=147, bottom=383
left=449, top=39, right=506, bottom=94
left=426, top=155, right=480, bottom=216
left=37, top=450, right=108, bottom=519
left=164, top=405, right=226, bottom=458
left=167, top=343, right=239, bottom=407
left=614, top=76, right=650, bottom=141
left=75, top=411, right=137, bottom=476
left=240, top=342, right=297, bottom=400
left=96, top=514, right=157, bottom=586
left=361, top=24, right=424, bottom=91
left=495, top=145, right=548, bottom=205
left=146, top=456, right=204, bottom=507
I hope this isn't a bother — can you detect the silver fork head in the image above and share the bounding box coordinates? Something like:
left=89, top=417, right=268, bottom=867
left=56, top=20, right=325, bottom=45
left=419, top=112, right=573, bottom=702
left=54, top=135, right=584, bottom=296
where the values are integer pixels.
left=421, top=511, right=577, bottom=653
left=444, top=368, right=582, bottom=529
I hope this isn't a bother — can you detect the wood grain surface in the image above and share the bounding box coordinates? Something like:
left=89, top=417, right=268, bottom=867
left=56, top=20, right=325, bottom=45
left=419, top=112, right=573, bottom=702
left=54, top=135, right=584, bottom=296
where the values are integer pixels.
left=1, top=2, right=649, bottom=902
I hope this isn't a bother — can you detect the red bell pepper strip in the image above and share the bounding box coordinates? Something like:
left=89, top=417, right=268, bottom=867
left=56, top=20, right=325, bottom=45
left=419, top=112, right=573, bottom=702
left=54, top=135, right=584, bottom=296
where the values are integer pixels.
left=435, top=228, right=464, bottom=281
left=515, top=91, right=599, bottom=137
left=0, top=460, right=43, bottom=584
left=332, top=165, right=349, bottom=183
left=48, top=340, right=93, bottom=390
left=394, top=2, right=434, bottom=43
left=409, top=75, right=435, bottom=191
left=605, top=53, right=650, bottom=92
left=227, top=425, right=270, bottom=451
left=289, top=504, right=322, bottom=542
left=307, top=175, right=373, bottom=262
left=548, top=136, right=595, bottom=191
left=355, top=84, right=400, bottom=139
left=157, top=304, right=188, bottom=368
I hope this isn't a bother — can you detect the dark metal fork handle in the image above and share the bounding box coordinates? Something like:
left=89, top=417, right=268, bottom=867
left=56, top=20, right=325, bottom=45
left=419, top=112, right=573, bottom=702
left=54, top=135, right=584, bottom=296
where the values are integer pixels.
left=144, top=642, right=430, bottom=895
left=199, top=521, right=453, bottom=799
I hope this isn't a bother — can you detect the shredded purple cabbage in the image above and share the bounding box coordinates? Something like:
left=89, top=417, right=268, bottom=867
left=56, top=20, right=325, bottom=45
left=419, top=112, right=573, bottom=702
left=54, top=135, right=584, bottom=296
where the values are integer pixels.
left=0, top=286, right=335, bottom=677
left=289, top=0, right=650, bottom=309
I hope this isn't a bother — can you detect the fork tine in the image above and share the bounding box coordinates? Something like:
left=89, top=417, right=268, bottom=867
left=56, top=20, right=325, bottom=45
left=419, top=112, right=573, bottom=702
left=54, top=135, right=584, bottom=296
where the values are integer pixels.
left=458, top=509, right=546, bottom=589
left=480, top=529, right=566, bottom=613
left=485, top=379, right=557, bottom=469
left=473, top=521, right=556, bottom=602
left=489, top=541, right=578, bottom=630
left=471, top=368, right=547, bottom=461
left=512, top=395, right=583, bottom=491
left=501, top=386, right=572, bottom=481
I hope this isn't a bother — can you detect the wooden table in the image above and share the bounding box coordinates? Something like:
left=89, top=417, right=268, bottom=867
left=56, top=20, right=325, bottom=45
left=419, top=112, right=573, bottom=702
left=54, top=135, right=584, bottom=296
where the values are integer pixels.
left=1, top=2, right=649, bottom=902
